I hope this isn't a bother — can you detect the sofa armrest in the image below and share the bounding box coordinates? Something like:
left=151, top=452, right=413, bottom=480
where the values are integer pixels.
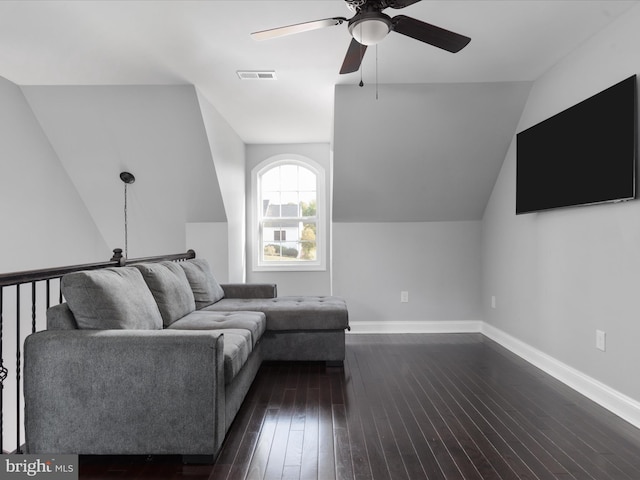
left=221, top=283, right=277, bottom=299
left=24, top=329, right=225, bottom=456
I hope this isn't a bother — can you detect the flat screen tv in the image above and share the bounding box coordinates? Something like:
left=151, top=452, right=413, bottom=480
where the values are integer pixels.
left=516, top=75, right=637, bottom=214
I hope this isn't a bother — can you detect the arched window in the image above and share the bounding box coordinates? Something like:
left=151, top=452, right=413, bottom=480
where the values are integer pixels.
left=252, top=156, right=325, bottom=271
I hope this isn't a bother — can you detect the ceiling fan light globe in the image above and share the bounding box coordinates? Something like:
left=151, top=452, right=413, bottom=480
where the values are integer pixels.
left=349, top=17, right=391, bottom=45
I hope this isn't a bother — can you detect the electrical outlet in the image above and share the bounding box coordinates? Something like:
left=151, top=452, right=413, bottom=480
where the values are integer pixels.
left=596, top=330, right=606, bottom=351
left=400, top=291, right=409, bottom=303
left=491, top=296, right=496, bottom=309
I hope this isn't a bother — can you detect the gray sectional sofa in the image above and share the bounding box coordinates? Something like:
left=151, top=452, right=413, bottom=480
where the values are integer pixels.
left=23, top=258, right=348, bottom=459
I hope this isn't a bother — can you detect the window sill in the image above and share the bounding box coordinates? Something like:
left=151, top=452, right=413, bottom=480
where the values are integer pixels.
left=253, top=262, right=326, bottom=272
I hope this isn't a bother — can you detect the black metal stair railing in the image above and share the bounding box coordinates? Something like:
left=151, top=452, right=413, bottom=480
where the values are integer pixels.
left=0, top=248, right=195, bottom=453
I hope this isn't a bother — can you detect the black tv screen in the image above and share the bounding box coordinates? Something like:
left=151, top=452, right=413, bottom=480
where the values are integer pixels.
left=516, top=75, right=637, bottom=214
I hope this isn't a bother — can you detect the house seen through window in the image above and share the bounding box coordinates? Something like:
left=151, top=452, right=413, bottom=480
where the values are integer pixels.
left=257, top=161, right=321, bottom=267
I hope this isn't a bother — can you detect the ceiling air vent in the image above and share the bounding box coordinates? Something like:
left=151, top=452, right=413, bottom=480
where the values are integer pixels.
left=237, top=70, right=277, bottom=80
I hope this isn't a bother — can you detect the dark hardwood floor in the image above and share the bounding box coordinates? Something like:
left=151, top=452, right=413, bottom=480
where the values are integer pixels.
left=79, top=334, right=640, bottom=479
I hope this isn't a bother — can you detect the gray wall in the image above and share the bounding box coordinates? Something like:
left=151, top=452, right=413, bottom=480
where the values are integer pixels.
left=21, top=84, right=226, bottom=258
left=333, top=221, right=482, bottom=329
left=197, top=90, right=247, bottom=282
left=483, top=4, right=640, bottom=401
left=0, top=75, right=109, bottom=453
left=0, top=77, right=109, bottom=270
left=330, top=82, right=514, bottom=329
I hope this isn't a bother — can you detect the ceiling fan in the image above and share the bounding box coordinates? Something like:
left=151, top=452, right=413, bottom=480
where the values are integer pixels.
left=250, top=0, right=471, bottom=74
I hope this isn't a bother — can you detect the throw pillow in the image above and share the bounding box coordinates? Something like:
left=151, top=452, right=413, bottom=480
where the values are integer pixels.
left=179, top=258, right=225, bottom=309
left=132, top=262, right=196, bottom=327
left=61, top=267, right=163, bottom=330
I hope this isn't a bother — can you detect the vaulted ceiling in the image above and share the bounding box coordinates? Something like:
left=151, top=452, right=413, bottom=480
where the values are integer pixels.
left=0, top=1, right=637, bottom=222
left=0, top=1, right=635, bottom=144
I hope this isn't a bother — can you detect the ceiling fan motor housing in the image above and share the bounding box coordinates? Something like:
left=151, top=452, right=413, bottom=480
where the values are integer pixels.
left=348, top=11, right=392, bottom=45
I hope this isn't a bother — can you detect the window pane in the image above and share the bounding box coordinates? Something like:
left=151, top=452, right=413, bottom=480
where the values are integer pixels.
left=299, top=167, right=315, bottom=191
left=280, top=164, right=298, bottom=191
left=300, top=241, right=317, bottom=261
left=262, top=192, right=281, bottom=217
left=262, top=222, right=280, bottom=243
left=263, top=242, right=281, bottom=261
left=261, top=168, right=280, bottom=192
left=299, top=192, right=316, bottom=216
left=281, top=192, right=299, bottom=204
left=263, top=219, right=284, bottom=231
left=263, top=241, right=300, bottom=262
left=300, top=220, right=316, bottom=260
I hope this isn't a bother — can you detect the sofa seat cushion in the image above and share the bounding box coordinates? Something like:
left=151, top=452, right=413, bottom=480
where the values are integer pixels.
left=61, top=267, right=163, bottom=330
left=179, top=259, right=225, bottom=308
left=167, top=311, right=266, bottom=348
left=202, top=296, right=349, bottom=331
left=132, top=262, right=196, bottom=327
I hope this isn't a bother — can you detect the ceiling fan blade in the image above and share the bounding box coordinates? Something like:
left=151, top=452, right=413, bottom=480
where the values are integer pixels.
left=391, top=15, right=470, bottom=53
left=251, top=17, right=347, bottom=41
left=386, top=0, right=423, bottom=9
left=340, top=38, right=368, bottom=74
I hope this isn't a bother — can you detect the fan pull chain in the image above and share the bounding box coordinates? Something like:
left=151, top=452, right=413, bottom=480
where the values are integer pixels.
left=376, top=44, right=379, bottom=100
left=124, top=182, right=129, bottom=259
left=359, top=23, right=364, bottom=87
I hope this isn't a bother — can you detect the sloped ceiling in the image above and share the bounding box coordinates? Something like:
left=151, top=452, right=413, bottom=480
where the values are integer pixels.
left=21, top=85, right=226, bottom=257
left=333, top=82, right=532, bottom=221
left=1, top=1, right=636, bottom=226
left=0, top=1, right=636, bottom=144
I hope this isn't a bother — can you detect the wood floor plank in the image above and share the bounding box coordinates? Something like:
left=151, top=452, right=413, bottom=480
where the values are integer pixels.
left=457, top=363, right=573, bottom=477
left=264, top=389, right=296, bottom=479
left=347, top=346, right=393, bottom=480
left=403, top=363, right=483, bottom=479
left=78, top=334, right=640, bottom=480
left=519, top=376, right=640, bottom=479
left=215, top=404, right=261, bottom=480
left=246, top=408, right=280, bottom=480
left=343, top=349, right=376, bottom=480
left=357, top=344, right=410, bottom=480
left=317, top=370, right=336, bottom=480
left=412, top=356, right=496, bottom=479
left=299, top=386, right=319, bottom=480
left=452, top=342, right=575, bottom=475
left=443, top=362, right=559, bottom=480
left=433, top=355, right=540, bottom=479
left=333, top=404, right=354, bottom=480
left=373, top=342, right=443, bottom=479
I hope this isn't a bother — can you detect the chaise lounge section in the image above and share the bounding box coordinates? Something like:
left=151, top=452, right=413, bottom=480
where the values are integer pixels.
left=23, top=258, right=348, bottom=459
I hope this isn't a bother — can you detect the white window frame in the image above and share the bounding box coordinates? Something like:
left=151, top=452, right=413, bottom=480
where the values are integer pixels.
left=251, top=154, right=326, bottom=272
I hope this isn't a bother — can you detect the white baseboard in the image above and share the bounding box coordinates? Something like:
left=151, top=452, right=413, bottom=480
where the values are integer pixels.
left=347, top=320, right=640, bottom=430
left=481, top=323, right=640, bottom=430
left=348, top=320, right=482, bottom=334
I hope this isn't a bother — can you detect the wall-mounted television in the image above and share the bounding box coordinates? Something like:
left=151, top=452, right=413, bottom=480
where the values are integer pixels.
left=516, top=75, right=637, bottom=215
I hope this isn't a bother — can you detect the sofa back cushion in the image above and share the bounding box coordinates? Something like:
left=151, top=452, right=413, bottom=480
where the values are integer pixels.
left=132, top=261, right=196, bottom=327
left=179, top=258, right=225, bottom=309
left=61, top=267, right=163, bottom=330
